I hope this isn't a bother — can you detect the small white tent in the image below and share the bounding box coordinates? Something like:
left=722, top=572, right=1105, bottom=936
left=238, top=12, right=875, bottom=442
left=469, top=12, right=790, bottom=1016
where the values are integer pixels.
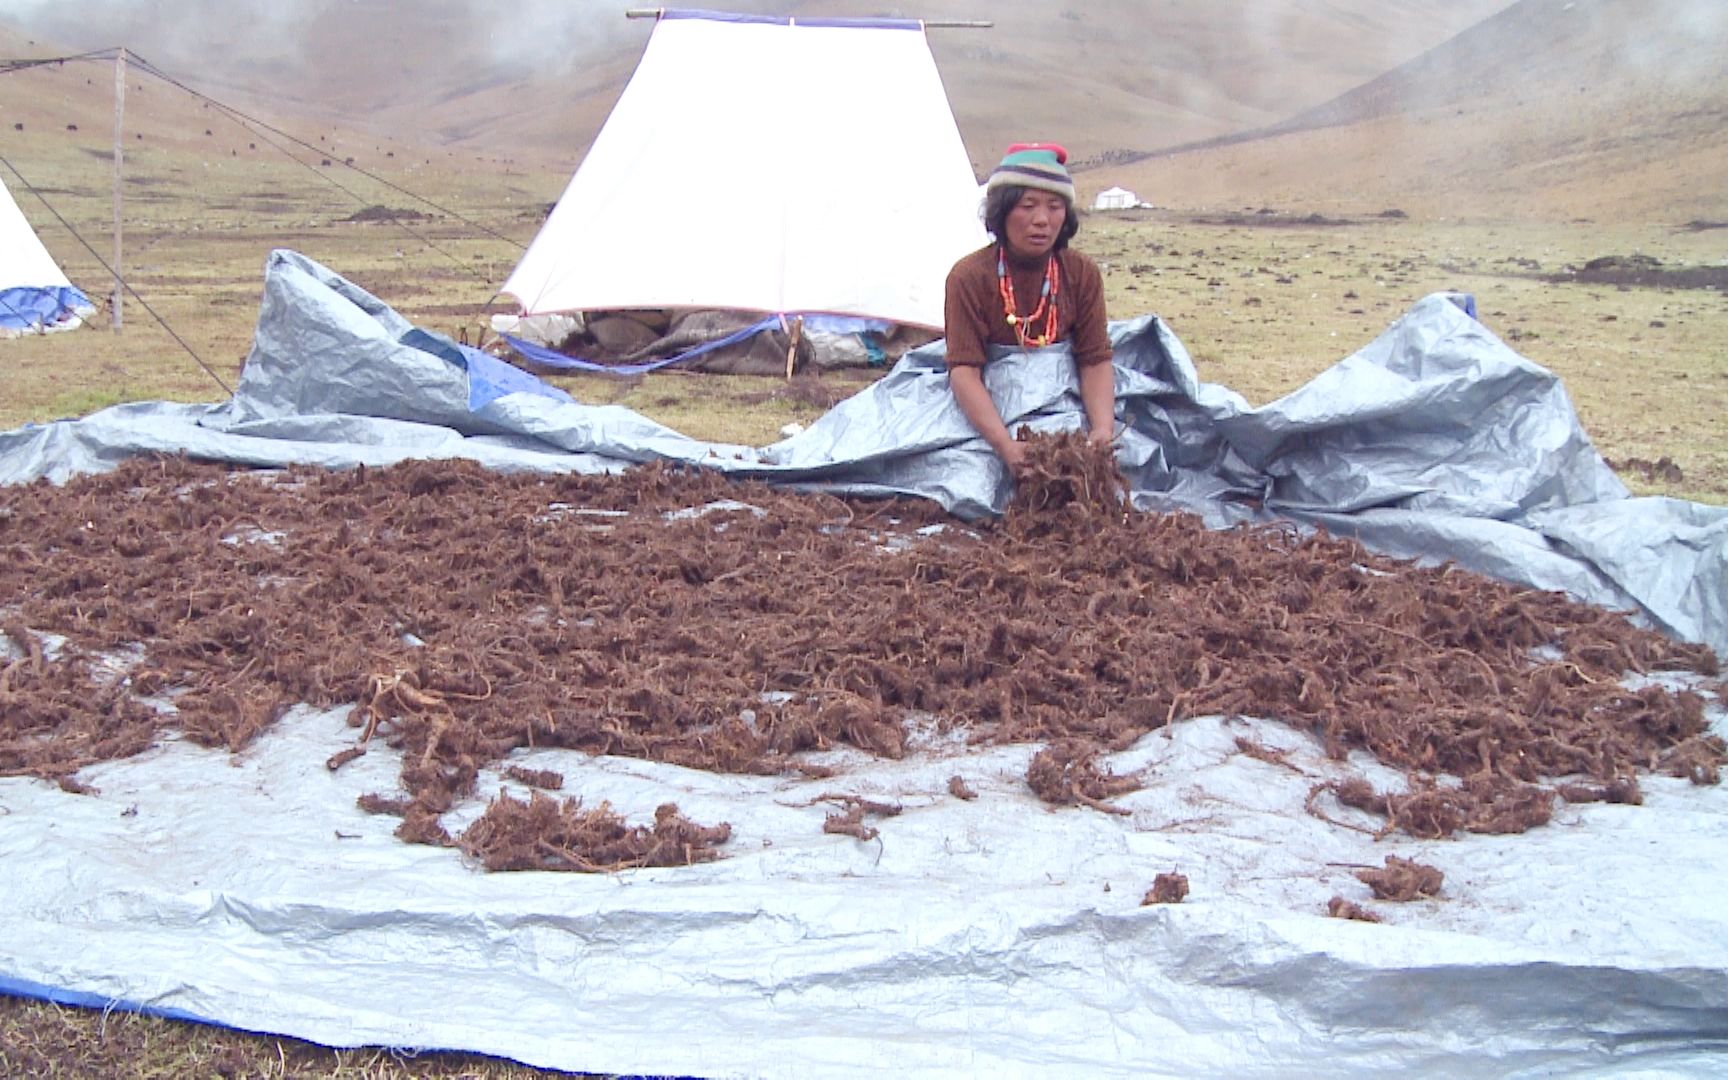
left=1, top=175, right=95, bottom=336
left=501, top=11, right=987, bottom=331
left=1093, top=186, right=1142, bottom=211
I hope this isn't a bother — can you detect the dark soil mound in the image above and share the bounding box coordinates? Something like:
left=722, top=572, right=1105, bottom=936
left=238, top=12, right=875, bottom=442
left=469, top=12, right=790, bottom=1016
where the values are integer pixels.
left=343, top=205, right=432, bottom=224
left=1544, top=255, right=1728, bottom=290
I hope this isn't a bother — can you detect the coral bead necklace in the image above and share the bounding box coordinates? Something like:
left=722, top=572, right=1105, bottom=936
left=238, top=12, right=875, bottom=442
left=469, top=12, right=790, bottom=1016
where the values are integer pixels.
left=996, top=246, right=1062, bottom=349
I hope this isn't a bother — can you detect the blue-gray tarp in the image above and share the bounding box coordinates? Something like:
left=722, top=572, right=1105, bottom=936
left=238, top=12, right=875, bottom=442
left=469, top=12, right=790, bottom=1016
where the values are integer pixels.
left=3, top=248, right=1721, bottom=655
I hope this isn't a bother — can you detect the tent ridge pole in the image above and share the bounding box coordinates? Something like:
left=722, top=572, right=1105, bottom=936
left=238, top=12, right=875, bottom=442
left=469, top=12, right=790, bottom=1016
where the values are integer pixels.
left=620, top=10, right=991, bottom=27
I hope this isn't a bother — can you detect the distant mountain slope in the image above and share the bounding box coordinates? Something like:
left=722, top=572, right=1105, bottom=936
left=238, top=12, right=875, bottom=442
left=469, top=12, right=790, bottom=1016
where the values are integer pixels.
left=1098, top=0, right=1728, bottom=221
left=1274, top=0, right=1724, bottom=133
left=1, top=0, right=1515, bottom=169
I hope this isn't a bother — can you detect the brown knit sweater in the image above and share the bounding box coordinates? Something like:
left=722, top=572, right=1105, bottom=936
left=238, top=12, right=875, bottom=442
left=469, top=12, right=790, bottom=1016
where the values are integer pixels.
left=941, top=244, right=1113, bottom=369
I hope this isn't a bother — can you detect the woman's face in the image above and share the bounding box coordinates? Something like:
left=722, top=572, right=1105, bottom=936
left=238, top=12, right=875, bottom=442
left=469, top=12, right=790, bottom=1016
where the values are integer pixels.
left=1003, top=190, right=1067, bottom=260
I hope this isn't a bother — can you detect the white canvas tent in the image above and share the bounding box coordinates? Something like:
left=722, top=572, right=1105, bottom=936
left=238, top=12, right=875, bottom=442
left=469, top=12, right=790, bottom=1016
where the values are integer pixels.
left=0, top=175, right=95, bottom=336
left=1093, top=185, right=1143, bottom=211
left=500, top=11, right=987, bottom=331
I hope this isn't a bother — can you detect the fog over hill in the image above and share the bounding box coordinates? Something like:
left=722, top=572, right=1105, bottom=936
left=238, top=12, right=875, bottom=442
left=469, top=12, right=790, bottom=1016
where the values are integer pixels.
left=5, top=0, right=1721, bottom=219
left=1, top=0, right=1517, bottom=166
left=1097, top=0, right=1728, bottom=221
left=1275, top=0, right=1726, bottom=134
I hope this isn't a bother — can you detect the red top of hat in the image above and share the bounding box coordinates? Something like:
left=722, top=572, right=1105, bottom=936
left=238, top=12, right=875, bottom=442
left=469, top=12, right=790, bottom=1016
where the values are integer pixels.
left=1005, top=142, right=1068, bottom=164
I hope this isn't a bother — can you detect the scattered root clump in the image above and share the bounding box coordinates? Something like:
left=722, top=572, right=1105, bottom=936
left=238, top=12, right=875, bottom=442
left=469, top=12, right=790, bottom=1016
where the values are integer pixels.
left=325, top=746, right=367, bottom=771
left=1557, top=777, right=1641, bottom=805
left=819, top=793, right=902, bottom=842
left=504, top=765, right=564, bottom=791
left=1327, top=896, right=1383, bottom=923
left=823, top=805, right=878, bottom=841
left=1026, top=741, right=1139, bottom=813
left=1142, top=872, right=1190, bottom=905
left=1355, top=856, right=1444, bottom=901
left=1235, top=736, right=1307, bottom=775
left=457, top=791, right=730, bottom=872
left=356, top=793, right=413, bottom=816
left=0, top=443, right=1722, bottom=874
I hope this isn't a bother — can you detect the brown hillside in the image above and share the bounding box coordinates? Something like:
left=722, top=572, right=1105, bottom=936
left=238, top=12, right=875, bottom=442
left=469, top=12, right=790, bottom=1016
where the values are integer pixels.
left=4, top=1, right=1514, bottom=170
left=1277, top=0, right=1724, bottom=130
left=1096, top=0, right=1728, bottom=222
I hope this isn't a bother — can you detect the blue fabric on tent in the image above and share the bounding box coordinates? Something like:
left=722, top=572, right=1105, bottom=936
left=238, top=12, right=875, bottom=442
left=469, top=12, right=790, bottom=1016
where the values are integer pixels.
left=800, top=314, right=894, bottom=336
left=0, top=284, right=93, bottom=332
left=400, top=327, right=575, bottom=412
left=504, top=315, right=780, bottom=376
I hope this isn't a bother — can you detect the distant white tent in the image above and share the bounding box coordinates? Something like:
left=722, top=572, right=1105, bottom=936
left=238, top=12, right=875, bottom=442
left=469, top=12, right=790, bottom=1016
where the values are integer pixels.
left=501, top=11, right=987, bottom=331
left=0, top=175, right=95, bottom=336
left=1093, top=186, right=1144, bottom=211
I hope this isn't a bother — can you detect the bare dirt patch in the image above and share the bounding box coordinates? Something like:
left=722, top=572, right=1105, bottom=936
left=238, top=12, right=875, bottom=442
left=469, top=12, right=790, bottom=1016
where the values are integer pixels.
left=1188, top=209, right=1355, bottom=228
left=342, top=205, right=434, bottom=224
left=737, top=372, right=860, bottom=411
left=1540, top=255, right=1728, bottom=291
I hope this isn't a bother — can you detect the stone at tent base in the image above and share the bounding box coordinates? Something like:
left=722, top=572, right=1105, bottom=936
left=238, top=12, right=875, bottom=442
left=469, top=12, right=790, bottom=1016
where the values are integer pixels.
left=587, top=313, right=664, bottom=356
left=530, top=308, right=940, bottom=376
left=487, top=311, right=584, bottom=348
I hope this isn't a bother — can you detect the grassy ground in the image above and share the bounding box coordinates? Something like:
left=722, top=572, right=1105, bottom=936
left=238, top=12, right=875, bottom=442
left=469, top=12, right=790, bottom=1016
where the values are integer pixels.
left=1082, top=209, right=1728, bottom=503
left=0, top=994, right=588, bottom=1078
left=5, top=144, right=1722, bottom=500
left=3, top=132, right=1726, bottom=1077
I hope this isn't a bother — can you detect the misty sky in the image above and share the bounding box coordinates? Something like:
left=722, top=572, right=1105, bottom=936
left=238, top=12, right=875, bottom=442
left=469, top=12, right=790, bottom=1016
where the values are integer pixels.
left=3, top=0, right=1723, bottom=147
left=0, top=0, right=641, bottom=76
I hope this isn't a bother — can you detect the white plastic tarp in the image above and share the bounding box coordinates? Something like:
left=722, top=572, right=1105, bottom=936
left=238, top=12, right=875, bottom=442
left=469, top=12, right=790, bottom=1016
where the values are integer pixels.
left=499, top=12, right=988, bottom=329
left=2, top=248, right=1727, bottom=1075
left=3, top=700, right=1725, bottom=1078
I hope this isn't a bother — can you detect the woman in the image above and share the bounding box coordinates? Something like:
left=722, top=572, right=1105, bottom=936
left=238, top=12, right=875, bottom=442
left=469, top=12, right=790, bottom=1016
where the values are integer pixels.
left=943, top=143, right=1116, bottom=473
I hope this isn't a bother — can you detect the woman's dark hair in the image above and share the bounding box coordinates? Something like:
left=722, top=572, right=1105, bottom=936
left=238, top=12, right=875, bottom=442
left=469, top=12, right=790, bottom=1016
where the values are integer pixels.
left=983, top=184, right=1080, bottom=252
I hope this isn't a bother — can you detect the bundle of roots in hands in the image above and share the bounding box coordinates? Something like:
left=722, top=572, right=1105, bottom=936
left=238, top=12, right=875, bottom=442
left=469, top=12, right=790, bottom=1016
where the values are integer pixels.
left=1005, top=428, right=1127, bottom=540
left=0, top=439, right=1721, bottom=872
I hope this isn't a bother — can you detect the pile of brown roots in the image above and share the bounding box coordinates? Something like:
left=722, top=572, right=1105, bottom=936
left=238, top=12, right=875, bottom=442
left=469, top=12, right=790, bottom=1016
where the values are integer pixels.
left=1, top=435, right=1721, bottom=871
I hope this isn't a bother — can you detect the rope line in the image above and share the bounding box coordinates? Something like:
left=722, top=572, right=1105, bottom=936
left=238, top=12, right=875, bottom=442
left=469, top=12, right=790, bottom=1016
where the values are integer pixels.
left=0, top=152, right=233, bottom=396
left=125, top=54, right=529, bottom=258
left=0, top=47, right=552, bottom=394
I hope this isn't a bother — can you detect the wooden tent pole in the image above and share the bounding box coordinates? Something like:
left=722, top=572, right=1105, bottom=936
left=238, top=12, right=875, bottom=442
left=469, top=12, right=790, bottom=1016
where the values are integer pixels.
left=785, top=315, right=803, bottom=380
left=622, top=9, right=991, bottom=26
left=111, top=48, right=125, bottom=331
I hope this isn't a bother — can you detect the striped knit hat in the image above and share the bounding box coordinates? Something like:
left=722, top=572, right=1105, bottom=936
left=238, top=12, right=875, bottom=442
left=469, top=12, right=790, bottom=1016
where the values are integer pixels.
left=986, top=143, right=1075, bottom=204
